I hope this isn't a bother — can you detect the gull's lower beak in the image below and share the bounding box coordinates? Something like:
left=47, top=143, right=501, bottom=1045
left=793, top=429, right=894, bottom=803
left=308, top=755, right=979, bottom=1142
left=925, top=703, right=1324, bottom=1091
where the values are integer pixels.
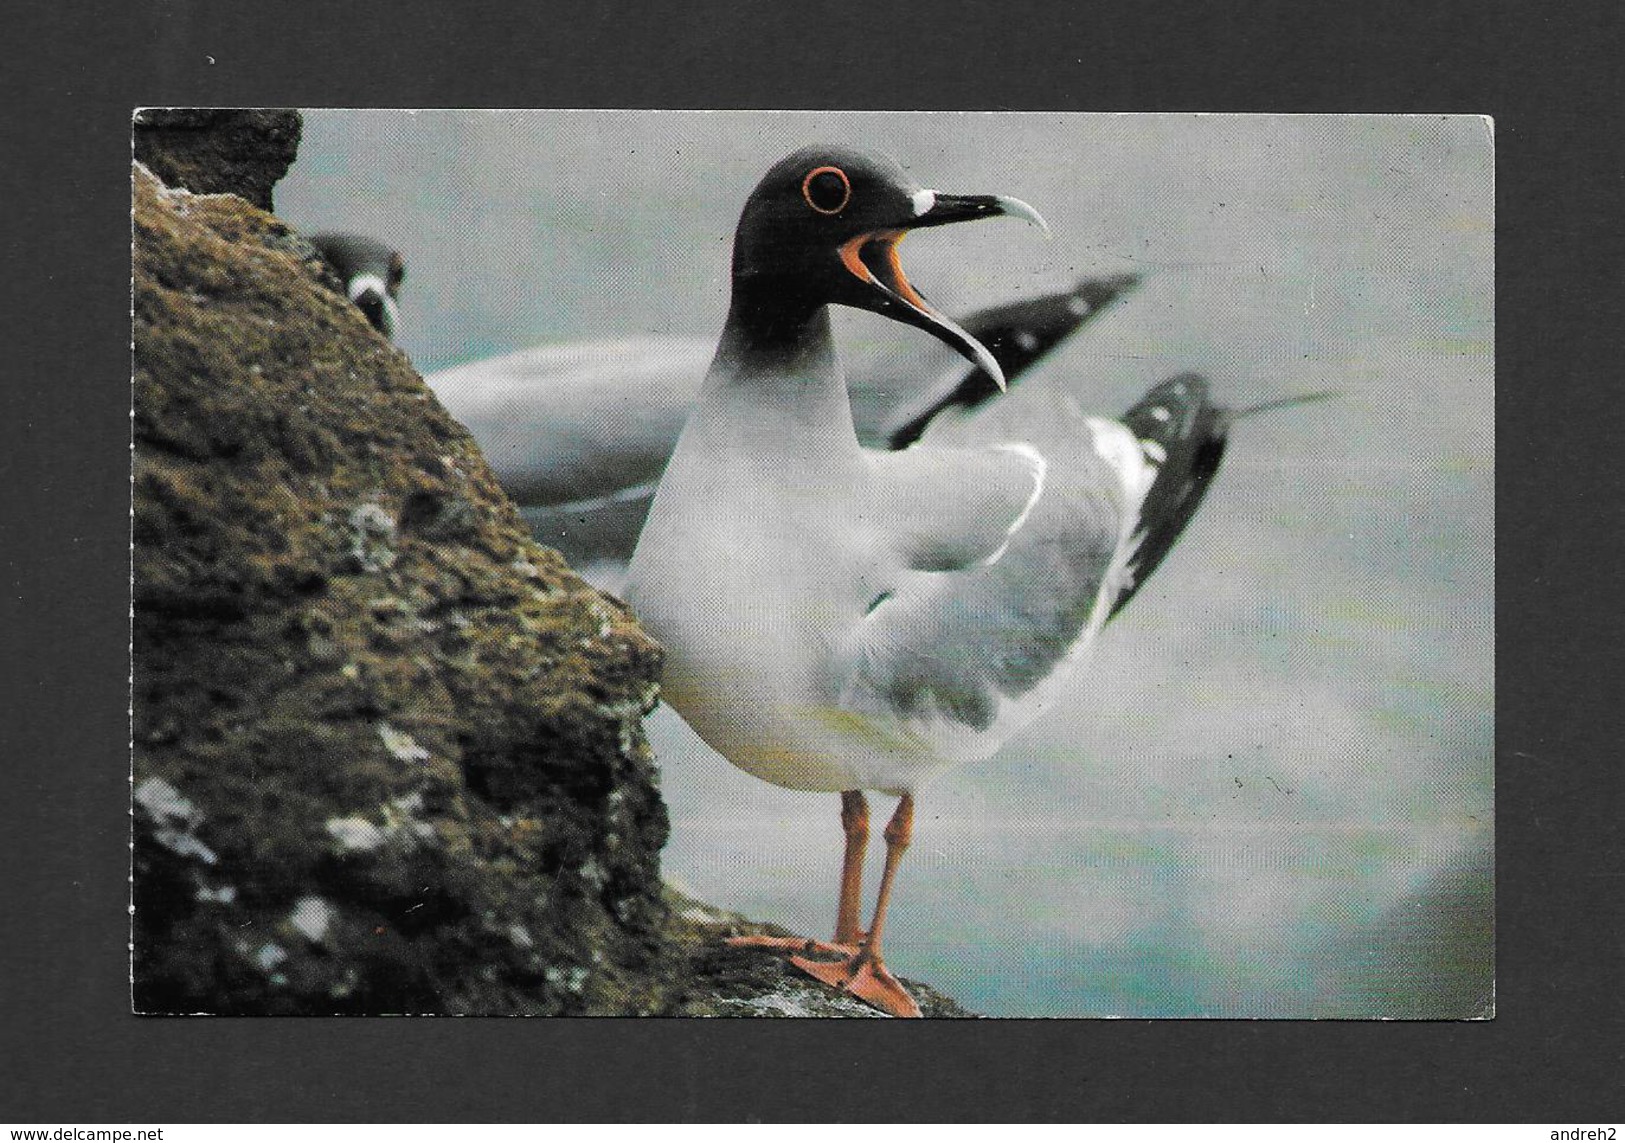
left=837, top=193, right=1048, bottom=392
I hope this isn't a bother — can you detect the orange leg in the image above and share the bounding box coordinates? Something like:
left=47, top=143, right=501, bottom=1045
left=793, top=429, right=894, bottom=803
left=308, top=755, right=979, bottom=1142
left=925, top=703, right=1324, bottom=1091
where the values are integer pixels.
left=727, top=791, right=870, bottom=958
left=791, top=794, right=922, bottom=1018
left=832, top=790, right=869, bottom=945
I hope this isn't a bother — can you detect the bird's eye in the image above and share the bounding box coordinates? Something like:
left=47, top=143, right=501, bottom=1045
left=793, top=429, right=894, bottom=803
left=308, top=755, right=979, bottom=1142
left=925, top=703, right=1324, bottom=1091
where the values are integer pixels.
left=388, top=252, right=406, bottom=286
left=801, top=166, right=851, bottom=215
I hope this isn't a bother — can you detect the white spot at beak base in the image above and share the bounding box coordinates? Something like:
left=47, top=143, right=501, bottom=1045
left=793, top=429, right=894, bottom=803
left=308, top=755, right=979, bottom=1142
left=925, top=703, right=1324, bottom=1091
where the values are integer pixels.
left=347, top=273, right=390, bottom=305
left=911, top=188, right=936, bottom=217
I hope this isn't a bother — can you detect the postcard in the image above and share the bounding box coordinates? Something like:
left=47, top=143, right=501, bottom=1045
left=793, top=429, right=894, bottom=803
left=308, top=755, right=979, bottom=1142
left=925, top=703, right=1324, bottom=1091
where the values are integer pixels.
left=131, top=109, right=1492, bottom=1018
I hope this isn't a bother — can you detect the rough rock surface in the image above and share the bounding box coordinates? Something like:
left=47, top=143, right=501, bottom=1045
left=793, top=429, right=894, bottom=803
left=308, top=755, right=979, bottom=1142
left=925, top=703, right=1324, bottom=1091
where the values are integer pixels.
left=660, top=890, right=977, bottom=1018
left=132, top=163, right=669, bottom=1014
left=132, top=109, right=301, bottom=212
left=130, top=111, right=976, bottom=1018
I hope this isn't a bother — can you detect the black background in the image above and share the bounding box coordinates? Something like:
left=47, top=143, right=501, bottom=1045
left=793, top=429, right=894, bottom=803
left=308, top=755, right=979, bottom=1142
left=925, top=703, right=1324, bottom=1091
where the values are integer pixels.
left=4, top=0, right=1620, bottom=1123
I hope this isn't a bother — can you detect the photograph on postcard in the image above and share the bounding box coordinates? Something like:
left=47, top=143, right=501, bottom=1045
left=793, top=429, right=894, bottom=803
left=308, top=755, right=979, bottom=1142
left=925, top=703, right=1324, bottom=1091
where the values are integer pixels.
left=131, top=109, right=1492, bottom=1018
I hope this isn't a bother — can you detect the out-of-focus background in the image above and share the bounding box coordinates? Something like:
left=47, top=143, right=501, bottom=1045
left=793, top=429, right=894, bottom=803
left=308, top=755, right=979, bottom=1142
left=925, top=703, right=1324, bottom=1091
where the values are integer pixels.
left=279, top=111, right=1493, bottom=1018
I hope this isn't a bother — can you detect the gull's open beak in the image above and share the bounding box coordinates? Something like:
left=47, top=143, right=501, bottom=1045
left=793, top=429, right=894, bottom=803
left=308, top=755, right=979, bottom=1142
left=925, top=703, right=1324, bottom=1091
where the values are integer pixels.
left=911, top=192, right=1051, bottom=235
left=837, top=193, right=1048, bottom=391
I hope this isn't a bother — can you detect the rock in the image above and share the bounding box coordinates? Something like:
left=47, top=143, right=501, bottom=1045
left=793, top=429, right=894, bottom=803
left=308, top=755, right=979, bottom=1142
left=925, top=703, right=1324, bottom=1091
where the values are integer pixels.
left=132, top=108, right=302, bottom=211
left=658, top=889, right=979, bottom=1018
left=129, top=133, right=977, bottom=1017
left=132, top=162, right=669, bottom=1014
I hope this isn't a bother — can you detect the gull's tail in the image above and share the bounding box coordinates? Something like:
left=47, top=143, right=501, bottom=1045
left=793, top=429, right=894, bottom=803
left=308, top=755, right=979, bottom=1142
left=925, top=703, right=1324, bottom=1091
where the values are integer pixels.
left=1108, top=377, right=1336, bottom=621
left=1226, top=389, right=1341, bottom=424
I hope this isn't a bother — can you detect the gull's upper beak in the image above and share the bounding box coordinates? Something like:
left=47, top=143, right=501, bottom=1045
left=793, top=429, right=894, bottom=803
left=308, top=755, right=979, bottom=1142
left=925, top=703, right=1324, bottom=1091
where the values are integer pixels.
left=836, top=192, right=1048, bottom=391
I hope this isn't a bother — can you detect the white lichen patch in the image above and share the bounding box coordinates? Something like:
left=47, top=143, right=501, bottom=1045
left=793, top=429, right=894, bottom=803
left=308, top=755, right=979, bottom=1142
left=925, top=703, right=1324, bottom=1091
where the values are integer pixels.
left=586, top=599, right=617, bottom=640
left=325, top=815, right=386, bottom=852
left=134, top=776, right=219, bottom=865
left=578, top=858, right=608, bottom=890
left=595, top=698, right=647, bottom=722
left=377, top=721, right=430, bottom=764
left=255, top=942, right=288, bottom=972
left=325, top=789, right=436, bottom=856
left=134, top=776, right=194, bottom=822
left=194, top=884, right=238, bottom=905
left=507, top=924, right=535, bottom=950
left=545, top=966, right=590, bottom=993
left=384, top=791, right=437, bottom=842
left=594, top=695, right=653, bottom=758
left=288, top=896, right=336, bottom=943
left=135, top=161, right=241, bottom=216
left=715, top=988, right=889, bottom=1019
left=347, top=502, right=398, bottom=572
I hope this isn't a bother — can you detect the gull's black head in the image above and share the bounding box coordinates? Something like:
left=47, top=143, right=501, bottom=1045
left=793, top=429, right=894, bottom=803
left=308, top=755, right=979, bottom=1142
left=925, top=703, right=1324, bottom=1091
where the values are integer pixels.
left=308, top=232, right=405, bottom=340
left=730, top=146, right=1047, bottom=387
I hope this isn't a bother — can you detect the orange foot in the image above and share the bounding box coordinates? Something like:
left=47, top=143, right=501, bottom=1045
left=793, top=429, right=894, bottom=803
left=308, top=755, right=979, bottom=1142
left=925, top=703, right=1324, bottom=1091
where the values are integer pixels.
left=726, top=934, right=860, bottom=958
left=791, top=948, right=922, bottom=1019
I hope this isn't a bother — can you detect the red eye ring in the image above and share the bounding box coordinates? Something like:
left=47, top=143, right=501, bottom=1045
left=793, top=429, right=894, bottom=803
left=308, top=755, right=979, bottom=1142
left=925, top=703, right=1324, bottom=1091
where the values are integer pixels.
left=801, top=165, right=852, bottom=214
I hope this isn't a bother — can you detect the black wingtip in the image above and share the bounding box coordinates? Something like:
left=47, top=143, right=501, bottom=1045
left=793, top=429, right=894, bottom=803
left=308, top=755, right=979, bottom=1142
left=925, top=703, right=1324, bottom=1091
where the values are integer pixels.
left=1107, top=379, right=1335, bottom=622
left=1108, top=374, right=1229, bottom=620
left=884, top=273, right=1143, bottom=450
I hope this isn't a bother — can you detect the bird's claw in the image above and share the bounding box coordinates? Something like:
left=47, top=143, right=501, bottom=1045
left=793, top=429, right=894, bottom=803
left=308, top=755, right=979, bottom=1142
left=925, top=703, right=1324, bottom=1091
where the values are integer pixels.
left=727, top=933, right=922, bottom=1016
left=791, top=948, right=923, bottom=1019
left=726, top=934, right=862, bottom=958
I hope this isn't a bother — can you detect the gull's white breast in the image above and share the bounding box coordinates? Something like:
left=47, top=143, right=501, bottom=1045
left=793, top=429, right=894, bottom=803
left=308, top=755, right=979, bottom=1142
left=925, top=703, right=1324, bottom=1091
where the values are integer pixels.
left=626, top=412, right=951, bottom=794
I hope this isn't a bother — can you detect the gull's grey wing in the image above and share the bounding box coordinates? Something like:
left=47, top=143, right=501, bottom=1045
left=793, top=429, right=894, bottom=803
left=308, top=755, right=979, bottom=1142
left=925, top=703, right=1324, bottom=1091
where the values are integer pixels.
left=835, top=411, right=1149, bottom=753
left=869, top=443, right=1046, bottom=573
left=426, top=336, right=715, bottom=508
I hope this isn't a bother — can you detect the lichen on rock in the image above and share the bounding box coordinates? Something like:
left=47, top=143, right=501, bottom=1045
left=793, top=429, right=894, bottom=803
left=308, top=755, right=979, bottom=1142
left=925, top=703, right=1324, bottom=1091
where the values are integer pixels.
left=132, top=159, right=669, bottom=1015
left=130, top=111, right=977, bottom=1018
left=657, top=889, right=979, bottom=1018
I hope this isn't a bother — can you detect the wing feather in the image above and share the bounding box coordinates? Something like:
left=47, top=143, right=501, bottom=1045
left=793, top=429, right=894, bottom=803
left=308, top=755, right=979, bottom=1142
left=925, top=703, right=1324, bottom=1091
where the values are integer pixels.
left=835, top=412, right=1149, bottom=758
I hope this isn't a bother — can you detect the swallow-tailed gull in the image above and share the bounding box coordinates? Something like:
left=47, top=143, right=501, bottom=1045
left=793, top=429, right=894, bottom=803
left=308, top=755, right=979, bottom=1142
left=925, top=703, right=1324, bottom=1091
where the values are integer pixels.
left=425, top=278, right=1139, bottom=578
left=627, top=146, right=1326, bottom=1017
left=308, top=232, right=405, bottom=341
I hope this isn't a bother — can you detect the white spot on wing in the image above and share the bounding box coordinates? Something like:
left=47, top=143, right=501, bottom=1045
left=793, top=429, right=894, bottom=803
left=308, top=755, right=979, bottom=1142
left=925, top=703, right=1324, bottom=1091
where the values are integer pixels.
left=1086, top=418, right=1156, bottom=503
